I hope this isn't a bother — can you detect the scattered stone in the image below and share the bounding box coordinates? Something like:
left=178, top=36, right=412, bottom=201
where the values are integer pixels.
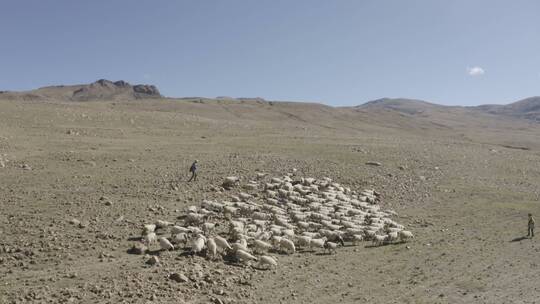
left=128, top=243, right=147, bottom=255
left=69, top=218, right=81, bottom=226
left=169, top=272, right=189, bottom=283
left=146, top=256, right=159, bottom=265
left=222, top=176, right=240, bottom=189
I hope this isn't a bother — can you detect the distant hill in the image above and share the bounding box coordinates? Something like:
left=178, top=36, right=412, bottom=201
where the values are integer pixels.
left=474, top=97, right=540, bottom=121
left=0, top=79, right=161, bottom=101
left=356, top=97, right=540, bottom=122
left=1, top=80, right=540, bottom=123
left=356, top=98, right=444, bottom=115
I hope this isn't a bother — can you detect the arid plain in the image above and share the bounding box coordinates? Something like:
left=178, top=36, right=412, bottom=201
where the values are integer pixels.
left=1, top=87, right=540, bottom=303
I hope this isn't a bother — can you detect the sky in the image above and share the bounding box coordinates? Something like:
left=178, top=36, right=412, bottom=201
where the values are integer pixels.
left=1, top=0, right=539, bottom=106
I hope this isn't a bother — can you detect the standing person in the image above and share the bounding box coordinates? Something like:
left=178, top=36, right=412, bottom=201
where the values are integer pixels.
left=527, top=213, right=535, bottom=238
left=188, top=160, right=198, bottom=182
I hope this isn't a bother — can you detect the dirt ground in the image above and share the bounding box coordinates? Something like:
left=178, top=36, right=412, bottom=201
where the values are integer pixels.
left=1, top=98, right=539, bottom=304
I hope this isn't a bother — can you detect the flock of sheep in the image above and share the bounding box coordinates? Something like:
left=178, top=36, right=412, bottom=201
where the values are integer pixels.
left=133, top=173, right=414, bottom=270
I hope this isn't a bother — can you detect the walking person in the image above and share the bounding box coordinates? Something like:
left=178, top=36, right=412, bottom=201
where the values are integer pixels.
left=527, top=213, right=535, bottom=238
left=188, top=160, right=198, bottom=182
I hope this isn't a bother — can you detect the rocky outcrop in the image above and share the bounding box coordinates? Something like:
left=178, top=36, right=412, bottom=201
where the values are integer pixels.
left=70, top=79, right=161, bottom=101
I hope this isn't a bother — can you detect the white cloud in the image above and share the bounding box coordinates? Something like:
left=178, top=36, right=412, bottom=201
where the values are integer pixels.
left=467, top=66, right=485, bottom=76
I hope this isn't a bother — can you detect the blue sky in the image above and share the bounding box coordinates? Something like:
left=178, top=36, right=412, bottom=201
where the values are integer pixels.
left=1, top=0, right=539, bottom=106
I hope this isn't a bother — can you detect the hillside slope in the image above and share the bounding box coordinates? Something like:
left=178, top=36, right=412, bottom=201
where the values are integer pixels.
left=0, top=79, right=161, bottom=101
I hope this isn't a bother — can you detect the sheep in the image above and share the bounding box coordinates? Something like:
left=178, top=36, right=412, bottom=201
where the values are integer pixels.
left=187, top=205, right=198, bottom=213
left=142, top=224, right=156, bottom=235
left=202, top=222, right=218, bottom=235
left=235, top=249, right=258, bottom=263
left=185, top=212, right=205, bottom=225
left=158, top=237, right=174, bottom=251
left=252, top=240, right=272, bottom=254
left=387, top=231, right=399, bottom=244
left=372, top=235, right=387, bottom=246
left=206, top=238, right=217, bottom=259
left=131, top=175, right=410, bottom=272
left=214, top=236, right=233, bottom=251
left=279, top=238, right=296, bottom=254
left=185, top=226, right=202, bottom=235
left=399, top=230, right=414, bottom=242
left=171, top=225, right=190, bottom=234
left=309, top=238, right=326, bottom=251
left=257, top=255, right=278, bottom=270
left=282, top=229, right=295, bottom=238
left=351, top=234, right=363, bottom=246
left=295, top=235, right=312, bottom=248
left=271, top=235, right=282, bottom=249
left=171, top=233, right=188, bottom=245
left=231, top=242, right=249, bottom=253
left=324, top=241, right=339, bottom=254
left=190, top=235, right=206, bottom=254
left=155, top=220, right=173, bottom=229
left=144, top=232, right=157, bottom=245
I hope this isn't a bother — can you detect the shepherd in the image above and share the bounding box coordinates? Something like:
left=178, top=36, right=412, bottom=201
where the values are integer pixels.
left=527, top=213, right=535, bottom=238
left=188, top=160, right=198, bottom=182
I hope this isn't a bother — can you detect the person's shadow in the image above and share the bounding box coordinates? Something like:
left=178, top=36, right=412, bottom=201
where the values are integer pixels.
left=510, top=236, right=529, bottom=242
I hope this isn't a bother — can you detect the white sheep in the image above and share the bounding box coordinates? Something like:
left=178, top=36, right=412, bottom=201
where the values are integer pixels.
left=279, top=238, right=296, bottom=254
left=257, top=255, right=278, bottom=269
left=155, top=220, right=173, bottom=228
left=202, top=222, right=218, bottom=235
left=190, top=235, right=206, bottom=254
left=309, top=238, right=326, bottom=251
left=399, top=230, right=414, bottom=242
left=372, top=235, right=387, bottom=246
left=387, top=231, right=399, bottom=243
left=324, top=241, right=338, bottom=254
left=351, top=234, right=363, bottom=246
left=171, top=225, right=190, bottom=234
left=144, top=232, right=157, bottom=245
left=214, top=236, right=233, bottom=251
left=295, top=235, right=312, bottom=248
left=235, top=249, right=258, bottom=263
left=252, top=240, right=272, bottom=254
left=158, top=237, right=174, bottom=251
left=142, top=224, right=156, bottom=235
left=206, top=238, right=217, bottom=259
left=171, top=233, right=188, bottom=245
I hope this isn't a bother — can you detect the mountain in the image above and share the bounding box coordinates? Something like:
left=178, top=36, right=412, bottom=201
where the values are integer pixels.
left=2, top=80, right=540, bottom=122
left=0, top=79, right=161, bottom=101
left=356, top=97, right=540, bottom=122
left=356, top=98, right=445, bottom=115
left=474, top=97, right=540, bottom=121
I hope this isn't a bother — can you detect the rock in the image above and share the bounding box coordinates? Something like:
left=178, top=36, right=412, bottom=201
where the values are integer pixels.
left=133, top=84, right=160, bottom=97
left=21, top=164, right=32, bottom=170
left=146, top=256, right=159, bottom=265
left=128, top=243, right=147, bottom=255
left=69, top=218, right=81, bottom=226
left=222, top=176, right=240, bottom=189
left=365, top=161, right=382, bottom=166
left=104, top=200, right=113, bottom=206
left=169, top=272, right=189, bottom=283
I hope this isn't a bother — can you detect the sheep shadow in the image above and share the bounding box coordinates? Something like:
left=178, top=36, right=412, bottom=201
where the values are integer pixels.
left=364, top=241, right=409, bottom=249
left=510, top=236, right=529, bottom=242
left=126, top=247, right=161, bottom=256
left=314, top=252, right=333, bottom=256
